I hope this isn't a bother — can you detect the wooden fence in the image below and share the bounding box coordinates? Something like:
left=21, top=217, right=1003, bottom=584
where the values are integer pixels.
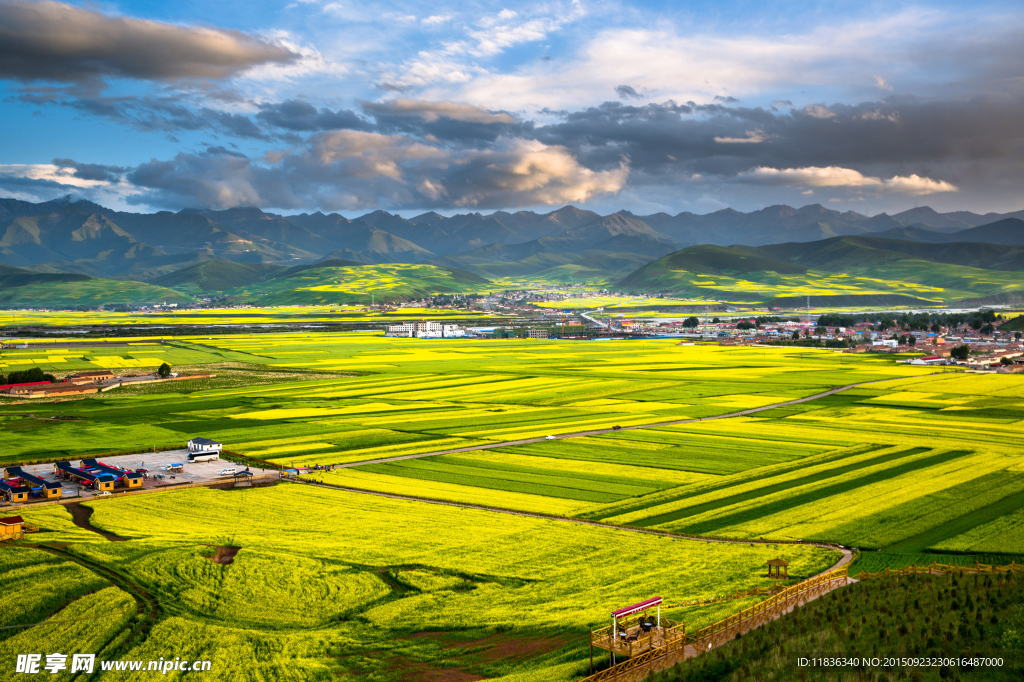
left=578, top=566, right=849, bottom=682
left=854, top=561, right=1024, bottom=580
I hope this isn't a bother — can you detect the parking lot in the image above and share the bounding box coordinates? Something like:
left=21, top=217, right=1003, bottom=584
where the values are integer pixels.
left=16, top=450, right=278, bottom=500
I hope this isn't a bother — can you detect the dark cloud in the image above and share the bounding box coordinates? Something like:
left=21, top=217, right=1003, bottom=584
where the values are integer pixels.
left=16, top=89, right=269, bottom=140
left=256, top=100, right=371, bottom=132
left=0, top=0, right=296, bottom=84
left=125, top=132, right=628, bottom=211
left=531, top=93, right=1024, bottom=205
left=52, top=158, right=127, bottom=182
left=615, top=85, right=642, bottom=100
left=714, top=95, right=740, bottom=103
left=360, top=98, right=532, bottom=145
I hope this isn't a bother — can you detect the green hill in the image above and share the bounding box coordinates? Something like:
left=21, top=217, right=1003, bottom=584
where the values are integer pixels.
left=225, top=263, right=491, bottom=305
left=149, top=261, right=287, bottom=294
left=0, top=264, right=194, bottom=309
left=618, top=240, right=1024, bottom=306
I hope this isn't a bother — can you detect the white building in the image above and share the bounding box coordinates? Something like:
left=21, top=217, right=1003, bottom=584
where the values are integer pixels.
left=386, top=322, right=465, bottom=338
left=187, top=437, right=222, bottom=462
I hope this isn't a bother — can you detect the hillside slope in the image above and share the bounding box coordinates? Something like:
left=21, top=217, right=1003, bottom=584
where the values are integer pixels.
left=0, top=264, right=194, bottom=308
left=224, top=263, right=491, bottom=304
left=618, top=240, right=1024, bottom=306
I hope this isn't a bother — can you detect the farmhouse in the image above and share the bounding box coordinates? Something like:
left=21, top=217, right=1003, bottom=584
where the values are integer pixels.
left=0, top=381, right=51, bottom=394
left=188, top=437, right=222, bottom=461
left=0, top=516, right=24, bottom=540
left=66, top=370, right=115, bottom=384
left=54, top=461, right=118, bottom=491
left=0, top=481, right=31, bottom=503
left=10, top=383, right=100, bottom=398
left=4, top=467, right=62, bottom=499
left=80, top=459, right=144, bottom=489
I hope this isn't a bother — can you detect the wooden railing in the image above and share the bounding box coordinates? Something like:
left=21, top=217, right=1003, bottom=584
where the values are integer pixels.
left=686, top=566, right=848, bottom=647
left=579, top=566, right=849, bottom=682
left=855, top=561, right=1024, bottom=580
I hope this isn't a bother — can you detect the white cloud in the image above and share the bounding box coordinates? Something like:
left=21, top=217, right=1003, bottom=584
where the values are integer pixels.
left=422, top=15, right=452, bottom=26
left=714, top=130, right=766, bottom=144
left=450, top=9, right=945, bottom=111
left=735, top=166, right=958, bottom=195
left=444, top=4, right=585, bottom=58
left=874, top=74, right=894, bottom=90
left=0, top=163, right=108, bottom=189
left=882, top=174, right=958, bottom=195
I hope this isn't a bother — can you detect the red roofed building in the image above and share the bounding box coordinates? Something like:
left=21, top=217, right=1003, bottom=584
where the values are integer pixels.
left=0, top=381, right=51, bottom=393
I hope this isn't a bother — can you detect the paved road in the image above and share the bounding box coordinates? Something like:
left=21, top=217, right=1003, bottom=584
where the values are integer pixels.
left=333, top=377, right=889, bottom=469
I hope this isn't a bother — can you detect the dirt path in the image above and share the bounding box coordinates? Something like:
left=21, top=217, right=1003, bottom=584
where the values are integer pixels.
left=66, top=502, right=129, bottom=541
left=332, top=377, right=906, bottom=470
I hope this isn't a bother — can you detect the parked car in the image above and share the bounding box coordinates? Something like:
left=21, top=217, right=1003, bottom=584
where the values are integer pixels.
left=544, top=435, right=556, bottom=440
left=612, top=425, right=622, bottom=430
left=97, top=491, right=112, bottom=496
left=220, top=468, right=236, bottom=476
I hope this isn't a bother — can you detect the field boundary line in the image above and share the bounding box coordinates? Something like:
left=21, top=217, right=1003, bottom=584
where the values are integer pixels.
left=329, top=374, right=932, bottom=469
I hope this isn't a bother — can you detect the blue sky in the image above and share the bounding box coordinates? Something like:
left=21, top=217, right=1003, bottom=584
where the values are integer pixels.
left=1, top=0, right=1022, bottom=216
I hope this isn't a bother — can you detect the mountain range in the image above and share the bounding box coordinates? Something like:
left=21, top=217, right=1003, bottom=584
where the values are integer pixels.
left=3, top=196, right=1024, bottom=285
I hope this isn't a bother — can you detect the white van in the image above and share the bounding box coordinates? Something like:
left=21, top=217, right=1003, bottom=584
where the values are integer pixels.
left=220, top=468, right=236, bottom=476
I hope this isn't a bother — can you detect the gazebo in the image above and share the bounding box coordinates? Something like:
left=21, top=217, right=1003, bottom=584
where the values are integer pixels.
left=767, top=557, right=789, bottom=580
left=589, top=596, right=685, bottom=672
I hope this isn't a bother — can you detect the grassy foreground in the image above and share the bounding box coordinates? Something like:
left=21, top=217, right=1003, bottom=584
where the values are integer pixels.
left=5, top=485, right=838, bottom=681
left=652, top=571, right=1024, bottom=681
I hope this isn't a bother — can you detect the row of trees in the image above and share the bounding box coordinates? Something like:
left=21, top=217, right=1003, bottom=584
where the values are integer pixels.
left=0, top=366, right=56, bottom=385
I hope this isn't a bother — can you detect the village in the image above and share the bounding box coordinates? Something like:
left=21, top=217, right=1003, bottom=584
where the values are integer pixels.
left=0, top=436, right=281, bottom=518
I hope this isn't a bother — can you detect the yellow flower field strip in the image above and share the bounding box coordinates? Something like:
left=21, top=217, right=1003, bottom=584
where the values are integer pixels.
left=460, top=450, right=714, bottom=486
left=269, top=436, right=488, bottom=464
left=232, top=430, right=378, bottom=450
left=231, top=401, right=451, bottom=420
left=309, top=469, right=591, bottom=516
left=933, top=507, right=1024, bottom=554
left=607, top=443, right=912, bottom=525
left=343, top=405, right=544, bottom=427
left=462, top=414, right=675, bottom=441
left=243, top=442, right=337, bottom=457
left=305, top=374, right=516, bottom=400
left=711, top=448, right=1022, bottom=542
left=789, top=405, right=1024, bottom=440
left=566, top=399, right=693, bottom=412
left=194, top=376, right=358, bottom=398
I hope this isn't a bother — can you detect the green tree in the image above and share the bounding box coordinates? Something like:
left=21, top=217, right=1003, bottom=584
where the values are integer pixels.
left=950, top=345, right=971, bottom=361
left=791, top=330, right=800, bottom=340
left=1001, top=605, right=1024, bottom=650
left=6, top=367, right=56, bottom=384
left=158, top=362, right=172, bottom=378
left=682, top=316, right=700, bottom=328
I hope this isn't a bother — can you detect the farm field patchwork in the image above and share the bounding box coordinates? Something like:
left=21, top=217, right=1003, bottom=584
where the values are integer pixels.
left=5, top=485, right=839, bottom=681
left=0, top=336, right=928, bottom=472
left=1, top=332, right=1023, bottom=679
left=0, top=306, right=512, bottom=328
